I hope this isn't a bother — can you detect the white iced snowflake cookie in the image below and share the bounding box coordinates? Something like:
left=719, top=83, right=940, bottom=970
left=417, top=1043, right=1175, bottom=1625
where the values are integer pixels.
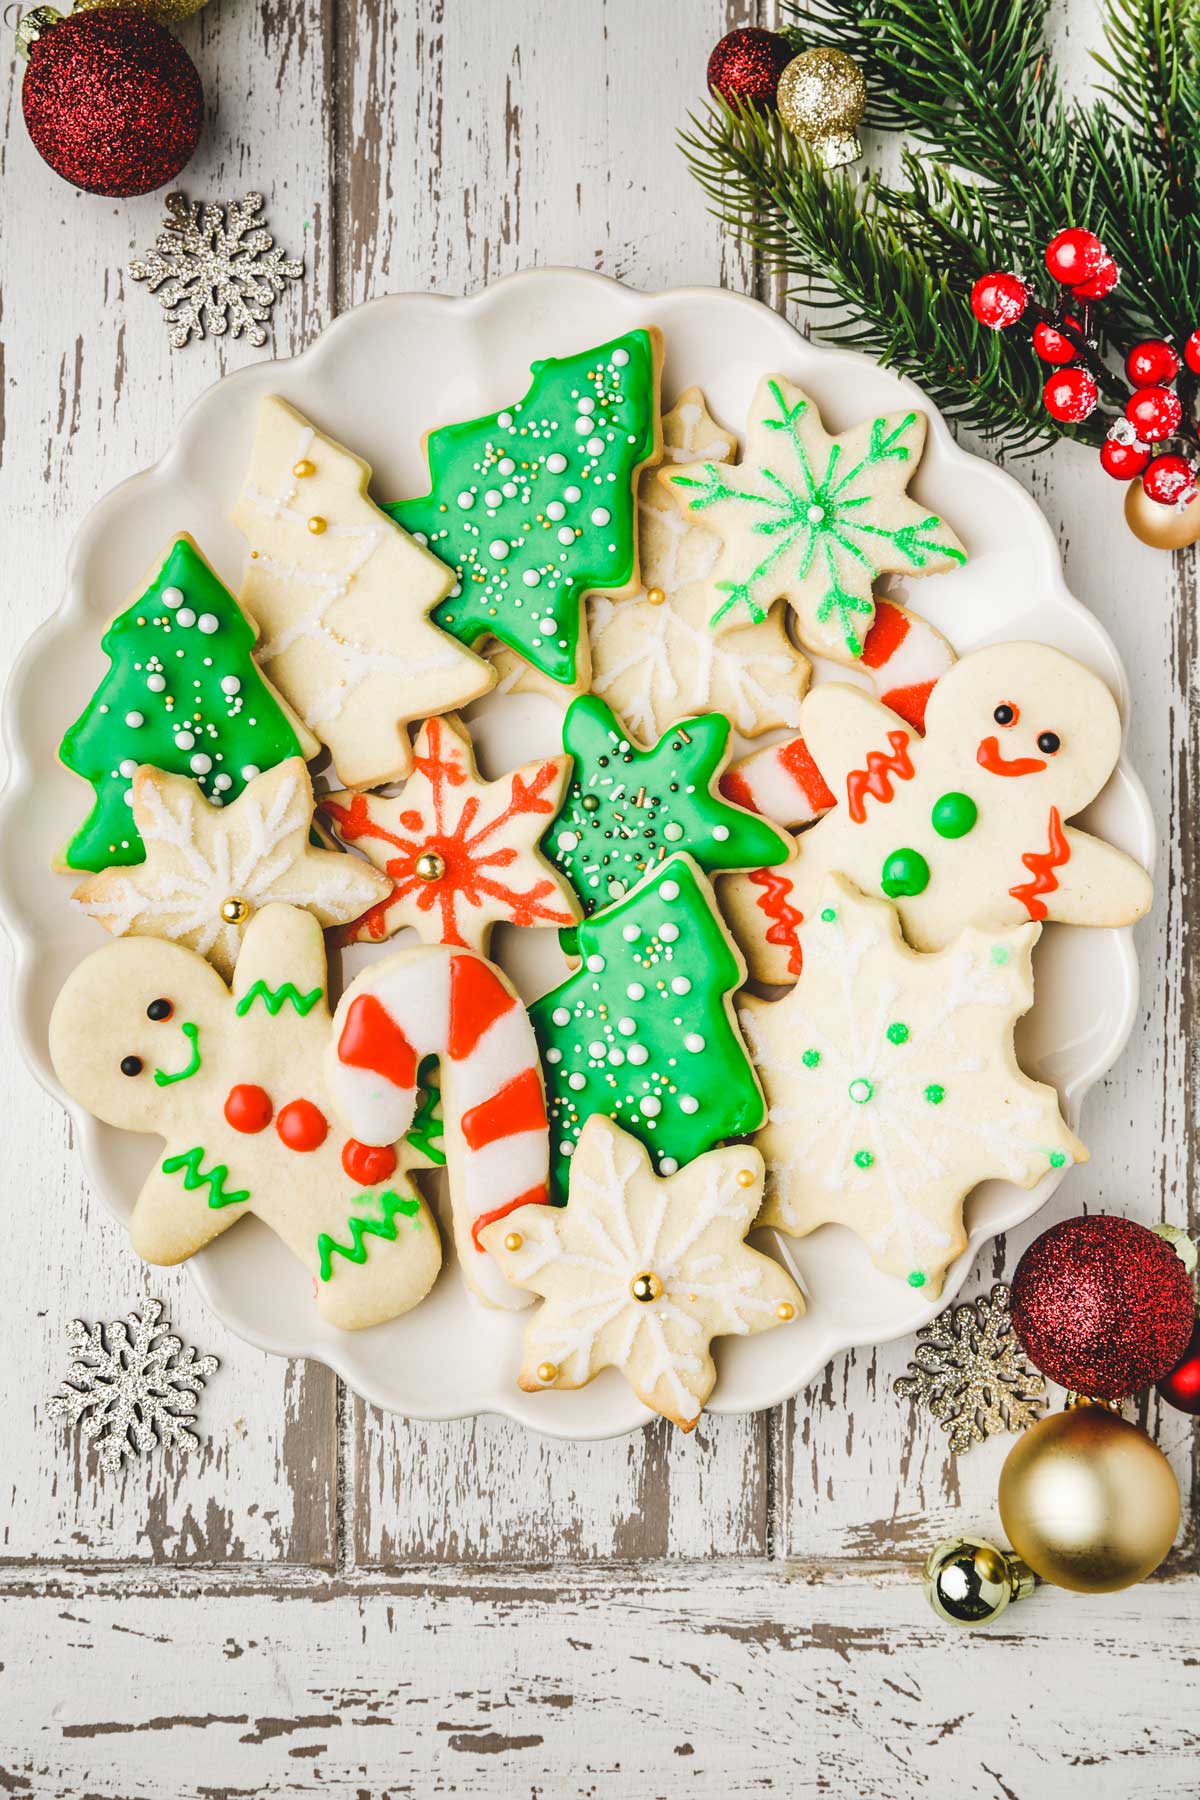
left=722, top=640, right=1154, bottom=984
left=231, top=395, right=494, bottom=790
left=321, top=713, right=580, bottom=953
left=48, top=905, right=441, bottom=1331
left=739, top=876, right=1087, bottom=1296
left=72, top=758, right=391, bottom=980
left=481, top=1114, right=804, bottom=1430
left=661, top=375, right=966, bottom=664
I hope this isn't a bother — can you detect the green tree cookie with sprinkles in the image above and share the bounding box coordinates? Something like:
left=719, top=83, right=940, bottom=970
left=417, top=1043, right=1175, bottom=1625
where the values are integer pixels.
left=662, top=375, right=966, bottom=665
left=58, top=535, right=316, bottom=873
left=738, top=875, right=1085, bottom=1297
left=386, top=328, right=663, bottom=688
left=544, top=694, right=791, bottom=940
left=530, top=853, right=766, bottom=1204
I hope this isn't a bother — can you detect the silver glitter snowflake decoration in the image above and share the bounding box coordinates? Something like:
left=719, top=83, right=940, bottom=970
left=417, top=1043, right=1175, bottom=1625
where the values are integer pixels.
left=894, top=1283, right=1046, bottom=1454
left=46, top=1299, right=219, bottom=1474
left=129, top=191, right=303, bottom=350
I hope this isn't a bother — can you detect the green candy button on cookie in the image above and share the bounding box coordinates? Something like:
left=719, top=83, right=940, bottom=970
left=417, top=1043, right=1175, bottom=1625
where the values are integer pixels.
left=881, top=847, right=930, bottom=898
left=931, top=790, right=978, bottom=839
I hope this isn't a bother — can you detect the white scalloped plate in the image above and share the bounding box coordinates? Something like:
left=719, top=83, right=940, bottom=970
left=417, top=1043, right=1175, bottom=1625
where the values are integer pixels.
left=0, top=270, right=1154, bottom=1438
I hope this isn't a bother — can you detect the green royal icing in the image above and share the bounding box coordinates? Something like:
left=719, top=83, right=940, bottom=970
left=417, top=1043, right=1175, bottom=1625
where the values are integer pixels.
left=407, top=1056, right=446, bottom=1167
left=881, top=847, right=930, bottom=898
left=853, top=1149, right=875, bottom=1169
left=886, top=1022, right=910, bottom=1045
left=801, top=1048, right=821, bottom=1069
left=924, top=1084, right=946, bottom=1106
left=545, top=696, right=790, bottom=945
left=153, top=1020, right=202, bottom=1087
left=317, top=1188, right=422, bottom=1282
left=162, top=1145, right=249, bottom=1210
left=668, top=382, right=965, bottom=656
left=386, top=331, right=658, bottom=686
left=235, top=981, right=324, bottom=1018
left=530, top=855, right=765, bottom=1204
left=59, top=536, right=307, bottom=871
left=931, top=790, right=978, bottom=840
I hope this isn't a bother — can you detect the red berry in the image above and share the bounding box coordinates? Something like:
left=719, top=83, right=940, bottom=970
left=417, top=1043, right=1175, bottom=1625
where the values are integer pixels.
left=1125, top=384, right=1183, bottom=441
left=1042, top=366, right=1098, bottom=423
left=1125, top=339, right=1180, bottom=388
left=1045, top=227, right=1104, bottom=285
left=1100, top=434, right=1151, bottom=480
left=1141, top=453, right=1197, bottom=507
left=970, top=272, right=1028, bottom=330
left=1070, top=253, right=1119, bottom=301
left=1184, top=329, right=1200, bottom=375
left=1032, top=318, right=1082, bottom=364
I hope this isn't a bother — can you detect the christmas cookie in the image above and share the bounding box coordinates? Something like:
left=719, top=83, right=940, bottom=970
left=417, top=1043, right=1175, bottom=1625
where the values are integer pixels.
left=232, top=395, right=494, bottom=790
left=327, top=943, right=551, bottom=1308
left=530, top=853, right=766, bottom=1204
left=321, top=713, right=580, bottom=954
left=49, top=904, right=441, bottom=1331
left=723, top=641, right=1154, bottom=983
left=386, top=328, right=664, bottom=689
left=481, top=1114, right=803, bottom=1430
left=740, top=876, right=1086, bottom=1294
left=661, top=376, right=966, bottom=663
left=73, top=757, right=390, bottom=980
left=544, top=695, right=791, bottom=931
left=58, top=534, right=317, bottom=873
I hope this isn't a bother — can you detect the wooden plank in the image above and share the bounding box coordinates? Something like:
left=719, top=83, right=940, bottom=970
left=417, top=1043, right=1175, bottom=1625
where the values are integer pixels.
left=2, top=1562, right=1197, bottom=1797
left=0, top=0, right=338, bottom=1563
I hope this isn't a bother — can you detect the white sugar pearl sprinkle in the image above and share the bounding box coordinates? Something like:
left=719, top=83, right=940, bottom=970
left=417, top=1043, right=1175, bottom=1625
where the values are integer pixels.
left=523, top=570, right=541, bottom=587
left=622, top=924, right=641, bottom=942
left=124, top=711, right=144, bottom=727
left=679, top=1096, right=699, bottom=1115
left=565, top=485, right=582, bottom=502
left=659, top=1156, right=678, bottom=1174
left=498, top=457, right=516, bottom=476
left=161, top=586, right=183, bottom=608
left=617, top=1017, right=637, bottom=1036
left=574, top=417, right=592, bottom=435
left=588, top=1040, right=607, bottom=1059
left=545, top=1047, right=562, bottom=1064
left=123, top=789, right=135, bottom=807
left=197, top=613, right=219, bottom=634
left=119, top=758, right=137, bottom=778
left=174, top=729, right=195, bottom=749
left=712, top=824, right=730, bottom=841
left=546, top=501, right=566, bottom=520
left=552, top=1006, right=571, bottom=1027
left=660, top=880, right=680, bottom=901
left=557, top=527, right=575, bottom=546
left=190, top=753, right=213, bottom=775
left=626, top=983, right=645, bottom=1000
left=591, top=507, right=610, bottom=526
left=241, top=764, right=260, bottom=780
left=586, top=437, right=604, bottom=456
left=484, top=488, right=503, bottom=507
left=146, top=674, right=166, bottom=693
left=568, top=1073, right=587, bottom=1091
left=586, top=954, right=605, bottom=972
left=546, top=453, right=568, bottom=473
left=577, top=396, right=596, bottom=414
left=176, top=608, right=196, bottom=627
left=489, top=540, right=510, bottom=559
left=611, top=347, right=630, bottom=366
left=684, top=1033, right=705, bottom=1053
left=557, top=830, right=579, bottom=852
left=497, top=411, right=513, bottom=428
left=639, top=1096, right=661, bottom=1118
left=671, top=976, right=691, bottom=995
left=214, top=773, right=232, bottom=792
left=457, top=490, right=475, bottom=508
left=663, top=822, right=683, bottom=842
left=221, top=676, right=241, bottom=695
left=659, top=921, right=679, bottom=942
left=627, top=1044, right=649, bottom=1065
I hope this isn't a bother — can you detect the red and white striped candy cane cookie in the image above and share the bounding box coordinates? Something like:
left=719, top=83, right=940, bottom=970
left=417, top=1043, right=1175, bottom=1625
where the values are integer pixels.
left=720, top=602, right=954, bottom=829
left=328, top=945, right=549, bottom=1309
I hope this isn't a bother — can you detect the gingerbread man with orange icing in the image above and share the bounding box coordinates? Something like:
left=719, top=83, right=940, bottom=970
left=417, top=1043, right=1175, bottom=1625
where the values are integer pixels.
left=721, top=641, right=1153, bottom=985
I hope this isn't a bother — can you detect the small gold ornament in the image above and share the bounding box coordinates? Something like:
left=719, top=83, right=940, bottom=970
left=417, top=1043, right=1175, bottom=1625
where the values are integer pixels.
left=998, top=1401, right=1180, bottom=1593
left=1124, top=476, right=1200, bottom=550
left=776, top=1301, right=796, bottom=1322
left=923, top=1536, right=1035, bottom=1628
left=504, top=1232, right=523, bottom=1252
left=630, top=1270, right=664, bottom=1303
left=414, top=850, right=446, bottom=883
left=536, top=1361, right=558, bottom=1384
left=292, top=459, right=316, bottom=479
left=74, top=0, right=213, bottom=18
left=777, top=47, right=867, bottom=167
left=220, top=896, right=250, bottom=925
left=307, top=516, right=328, bottom=536
left=645, top=586, right=666, bottom=606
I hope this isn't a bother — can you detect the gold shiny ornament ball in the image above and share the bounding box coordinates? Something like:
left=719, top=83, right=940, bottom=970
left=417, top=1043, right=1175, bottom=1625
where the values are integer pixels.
left=536, top=1361, right=558, bottom=1384
left=777, top=47, right=867, bottom=167
left=307, top=515, right=328, bottom=536
left=220, top=896, right=250, bottom=925
left=74, top=0, right=213, bottom=17
left=923, top=1537, right=1035, bottom=1628
left=1124, top=476, right=1200, bottom=550
left=504, top=1232, right=523, bottom=1252
left=630, top=1270, right=664, bottom=1303
left=645, top=586, right=666, bottom=606
left=292, top=459, right=316, bottom=479
left=776, top=1301, right=796, bottom=1322
left=998, top=1402, right=1180, bottom=1593
left=414, top=850, right=446, bottom=883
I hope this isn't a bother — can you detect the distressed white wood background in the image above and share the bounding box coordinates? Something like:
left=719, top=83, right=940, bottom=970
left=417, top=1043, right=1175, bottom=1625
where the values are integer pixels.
left=0, top=1, right=1196, bottom=1793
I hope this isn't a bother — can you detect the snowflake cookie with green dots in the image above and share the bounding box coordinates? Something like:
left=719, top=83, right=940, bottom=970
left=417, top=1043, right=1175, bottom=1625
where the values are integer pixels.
left=738, top=874, right=1087, bottom=1296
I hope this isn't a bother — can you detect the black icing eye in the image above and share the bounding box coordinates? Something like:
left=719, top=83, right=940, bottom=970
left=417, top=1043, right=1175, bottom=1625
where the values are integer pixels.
left=120, top=1056, right=144, bottom=1078
left=146, top=998, right=173, bottom=1022
left=993, top=703, right=1018, bottom=727
left=1037, top=731, right=1061, bottom=755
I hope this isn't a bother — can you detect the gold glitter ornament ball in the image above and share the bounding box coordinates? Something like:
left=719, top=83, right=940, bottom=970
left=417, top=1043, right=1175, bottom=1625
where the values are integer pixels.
left=74, top=0, right=212, bottom=18
left=777, top=47, right=867, bottom=167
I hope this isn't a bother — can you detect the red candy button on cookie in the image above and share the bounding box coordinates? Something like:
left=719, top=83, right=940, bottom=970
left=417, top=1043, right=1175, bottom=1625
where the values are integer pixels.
left=342, top=1139, right=399, bottom=1185
left=276, top=1097, right=328, bottom=1152
left=225, top=1083, right=273, bottom=1134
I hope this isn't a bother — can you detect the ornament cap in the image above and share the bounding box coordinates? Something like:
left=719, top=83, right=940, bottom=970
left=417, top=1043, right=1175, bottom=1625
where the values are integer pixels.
left=15, top=4, right=62, bottom=58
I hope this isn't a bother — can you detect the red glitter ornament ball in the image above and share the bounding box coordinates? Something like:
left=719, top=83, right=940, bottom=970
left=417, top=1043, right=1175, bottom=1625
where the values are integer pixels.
left=970, top=271, right=1028, bottom=330
left=1125, top=384, right=1183, bottom=442
left=1032, top=317, right=1081, bottom=364
left=1070, top=252, right=1119, bottom=301
left=1044, top=227, right=1104, bottom=285
left=1157, top=1318, right=1200, bottom=1415
left=706, top=27, right=792, bottom=108
left=21, top=7, right=203, bottom=198
left=1042, top=365, right=1098, bottom=423
left=1141, top=453, right=1198, bottom=508
left=1125, top=339, right=1180, bottom=388
left=1011, top=1215, right=1195, bottom=1399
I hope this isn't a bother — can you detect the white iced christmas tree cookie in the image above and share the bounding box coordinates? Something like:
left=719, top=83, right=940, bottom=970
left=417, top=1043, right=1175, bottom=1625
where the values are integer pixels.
left=739, top=876, right=1087, bottom=1295
left=232, top=395, right=494, bottom=790
left=722, top=640, right=1154, bottom=984
left=73, top=758, right=390, bottom=980
left=321, top=713, right=580, bottom=953
left=481, top=1114, right=803, bottom=1430
left=661, top=375, right=966, bottom=664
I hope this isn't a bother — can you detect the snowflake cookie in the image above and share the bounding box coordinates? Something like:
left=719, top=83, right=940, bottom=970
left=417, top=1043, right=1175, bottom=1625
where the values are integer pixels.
left=739, top=876, right=1087, bottom=1295
left=481, top=1114, right=803, bottom=1430
left=723, top=640, right=1154, bottom=983
left=232, top=396, right=494, bottom=791
left=321, top=713, right=580, bottom=954
left=73, top=758, right=390, bottom=980
left=661, top=375, right=966, bottom=664
left=50, top=904, right=443, bottom=1329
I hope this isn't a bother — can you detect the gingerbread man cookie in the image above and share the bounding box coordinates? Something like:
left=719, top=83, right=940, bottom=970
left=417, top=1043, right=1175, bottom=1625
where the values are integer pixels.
left=49, top=905, right=441, bottom=1330
left=481, top=1114, right=803, bottom=1430
left=723, top=641, right=1154, bottom=984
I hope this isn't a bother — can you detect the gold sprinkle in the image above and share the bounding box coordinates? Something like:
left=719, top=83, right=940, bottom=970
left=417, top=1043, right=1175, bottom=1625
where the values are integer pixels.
left=646, top=586, right=666, bottom=606
left=536, top=1361, right=558, bottom=1384
left=776, top=1301, right=796, bottom=1322
left=504, top=1231, right=523, bottom=1252
left=292, top=458, right=316, bottom=478
left=736, top=1168, right=757, bottom=1188
left=307, top=516, right=328, bottom=535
